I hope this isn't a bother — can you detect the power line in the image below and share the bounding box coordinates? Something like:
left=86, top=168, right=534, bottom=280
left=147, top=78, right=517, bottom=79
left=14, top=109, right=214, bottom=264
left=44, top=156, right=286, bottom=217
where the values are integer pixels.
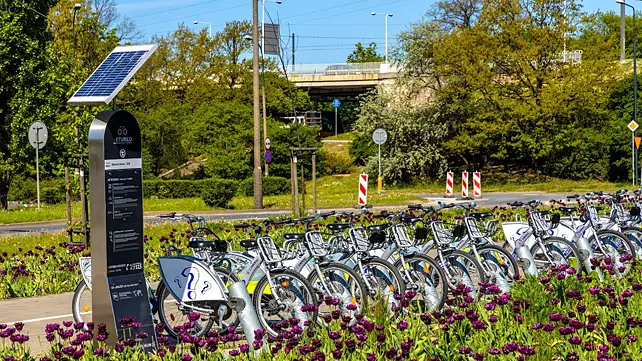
left=291, top=23, right=406, bottom=27
left=280, top=0, right=371, bottom=20
left=137, top=3, right=249, bottom=28
left=131, top=0, right=227, bottom=20
left=292, top=35, right=398, bottom=40
left=291, top=0, right=408, bottom=26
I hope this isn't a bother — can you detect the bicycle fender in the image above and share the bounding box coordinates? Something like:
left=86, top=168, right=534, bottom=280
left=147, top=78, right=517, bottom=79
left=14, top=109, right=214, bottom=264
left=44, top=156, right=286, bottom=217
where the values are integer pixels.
left=158, top=256, right=227, bottom=303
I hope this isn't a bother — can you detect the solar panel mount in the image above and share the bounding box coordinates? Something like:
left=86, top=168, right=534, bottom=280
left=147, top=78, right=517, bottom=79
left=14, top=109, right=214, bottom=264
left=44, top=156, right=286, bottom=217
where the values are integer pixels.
left=68, top=44, right=158, bottom=106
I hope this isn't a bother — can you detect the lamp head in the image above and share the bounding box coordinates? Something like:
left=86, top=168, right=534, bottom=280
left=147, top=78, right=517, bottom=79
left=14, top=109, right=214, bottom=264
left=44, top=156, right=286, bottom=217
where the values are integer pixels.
left=74, top=3, right=81, bottom=10
left=276, top=0, right=282, bottom=4
left=616, top=0, right=625, bottom=4
left=194, top=21, right=199, bottom=24
left=371, top=12, right=377, bottom=16
left=388, top=13, right=393, bottom=17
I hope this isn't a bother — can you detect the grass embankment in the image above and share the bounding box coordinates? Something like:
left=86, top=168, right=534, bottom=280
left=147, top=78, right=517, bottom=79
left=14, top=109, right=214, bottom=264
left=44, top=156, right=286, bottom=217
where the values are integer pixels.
left=0, top=173, right=629, bottom=225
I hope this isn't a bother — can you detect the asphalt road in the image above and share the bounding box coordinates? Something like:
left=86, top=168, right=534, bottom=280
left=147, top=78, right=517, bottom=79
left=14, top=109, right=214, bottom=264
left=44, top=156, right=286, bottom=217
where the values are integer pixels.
left=0, top=192, right=572, bottom=238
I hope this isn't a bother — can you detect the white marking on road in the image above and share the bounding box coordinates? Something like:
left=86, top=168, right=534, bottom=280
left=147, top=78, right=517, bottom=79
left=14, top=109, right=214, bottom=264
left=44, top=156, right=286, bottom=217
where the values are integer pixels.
left=3, top=312, right=91, bottom=325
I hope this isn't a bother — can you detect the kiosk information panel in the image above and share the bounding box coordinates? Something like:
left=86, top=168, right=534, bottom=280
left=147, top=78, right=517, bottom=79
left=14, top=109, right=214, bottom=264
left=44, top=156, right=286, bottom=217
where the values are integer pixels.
left=89, top=110, right=156, bottom=351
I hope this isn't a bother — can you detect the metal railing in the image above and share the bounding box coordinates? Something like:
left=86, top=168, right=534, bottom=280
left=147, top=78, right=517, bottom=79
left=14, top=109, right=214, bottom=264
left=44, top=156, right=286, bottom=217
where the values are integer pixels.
left=286, top=62, right=384, bottom=77
left=556, top=50, right=583, bottom=64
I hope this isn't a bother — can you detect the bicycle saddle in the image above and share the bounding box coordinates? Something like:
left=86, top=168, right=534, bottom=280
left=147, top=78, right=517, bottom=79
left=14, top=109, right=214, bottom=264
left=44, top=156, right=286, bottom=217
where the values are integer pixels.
left=240, top=239, right=258, bottom=249
left=400, top=216, right=423, bottom=223
left=188, top=239, right=227, bottom=252
left=558, top=207, right=578, bottom=215
left=327, top=223, right=351, bottom=231
left=367, top=224, right=389, bottom=232
left=469, top=212, right=493, bottom=220
left=284, top=233, right=306, bottom=240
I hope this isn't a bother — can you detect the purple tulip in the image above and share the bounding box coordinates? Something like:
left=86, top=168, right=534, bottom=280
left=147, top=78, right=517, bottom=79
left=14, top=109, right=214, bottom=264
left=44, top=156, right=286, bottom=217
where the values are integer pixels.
left=488, top=316, right=498, bottom=323
left=569, top=336, right=582, bottom=345
left=589, top=287, right=600, bottom=295
left=549, top=313, right=563, bottom=322
left=396, top=320, right=408, bottom=331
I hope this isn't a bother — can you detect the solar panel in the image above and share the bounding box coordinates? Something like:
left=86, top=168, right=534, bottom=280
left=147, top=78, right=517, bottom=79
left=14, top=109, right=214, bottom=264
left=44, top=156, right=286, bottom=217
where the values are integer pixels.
left=68, top=44, right=158, bottom=105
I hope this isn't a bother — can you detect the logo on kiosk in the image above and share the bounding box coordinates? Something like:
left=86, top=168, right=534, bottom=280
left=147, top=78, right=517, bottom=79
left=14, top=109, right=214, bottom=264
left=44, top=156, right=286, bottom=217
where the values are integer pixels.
left=114, top=126, right=133, bottom=144
left=119, top=149, right=126, bottom=158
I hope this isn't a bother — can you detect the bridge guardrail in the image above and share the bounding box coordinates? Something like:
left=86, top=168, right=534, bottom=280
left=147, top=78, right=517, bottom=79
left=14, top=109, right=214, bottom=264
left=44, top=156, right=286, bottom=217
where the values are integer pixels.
left=286, top=62, right=386, bottom=77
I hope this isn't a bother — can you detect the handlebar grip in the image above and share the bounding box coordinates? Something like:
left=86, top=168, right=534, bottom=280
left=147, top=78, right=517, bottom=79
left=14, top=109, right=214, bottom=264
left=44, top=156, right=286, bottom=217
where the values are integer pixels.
left=234, top=223, right=249, bottom=229
left=408, top=204, right=422, bottom=210
left=508, top=201, right=523, bottom=207
left=567, top=195, right=579, bottom=199
left=320, top=211, right=336, bottom=218
left=159, top=212, right=177, bottom=218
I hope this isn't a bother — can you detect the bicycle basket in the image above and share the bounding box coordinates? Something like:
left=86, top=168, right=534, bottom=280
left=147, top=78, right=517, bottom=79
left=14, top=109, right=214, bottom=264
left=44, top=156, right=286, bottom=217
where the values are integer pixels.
left=550, top=213, right=560, bottom=229
left=327, top=235, right=351, bottom=254
left=258, top=236, right=300, bottom=264
left=631, top=206, right=641, bottom=217
left=349, top=227, right=372, bottom=252
left=431, top=221, right=459, bottom=245
left=304, top=231, right=329, bottom=257
left=392, top=224, right=414, bottom=248
left=529, top=212, right=550, bottom=234
left=465, top=217, right=486, bottom=239
left=586, top=206, right=602, bottom=228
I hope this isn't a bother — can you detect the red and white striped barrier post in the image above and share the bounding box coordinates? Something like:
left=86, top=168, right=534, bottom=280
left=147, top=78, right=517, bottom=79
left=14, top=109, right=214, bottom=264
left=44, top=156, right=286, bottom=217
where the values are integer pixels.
left=445, top=171, right=454, bottom=197
left=462, top=171, right=469, bottom=198
left=358, top=174, right=369, bottom=205
left=473, top=171, right=481, bottom=198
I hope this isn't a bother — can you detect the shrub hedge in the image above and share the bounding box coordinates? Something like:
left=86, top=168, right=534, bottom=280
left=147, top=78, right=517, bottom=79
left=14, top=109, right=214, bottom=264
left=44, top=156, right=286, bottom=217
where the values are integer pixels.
left=143, top=179, right=239, bottom=199
left=202, top=179, right=237, bottom=208
left=237, top=176, right=291, bottom=197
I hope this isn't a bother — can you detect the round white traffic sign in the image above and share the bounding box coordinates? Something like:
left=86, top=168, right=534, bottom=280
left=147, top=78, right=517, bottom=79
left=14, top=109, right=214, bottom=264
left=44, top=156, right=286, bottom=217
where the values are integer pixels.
left=372, top=128, right=387, bottom=145
left=265, top=137, right=271, bottom=150
left=28, top=122, right=48, bottom=150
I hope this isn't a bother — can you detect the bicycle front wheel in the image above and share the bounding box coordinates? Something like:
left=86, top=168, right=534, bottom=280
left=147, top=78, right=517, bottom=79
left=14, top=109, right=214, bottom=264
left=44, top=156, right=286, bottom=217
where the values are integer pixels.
left=530, top=236, right=582, bottom=273
left=589, top=230, right=636, bottom=276
left=622, top=226, right=642, bottom=258
left=395, top=254, right=447, bottom=312
left=253, top=269, right=318, bottom=337
left=308, top=263, right=368, bottom=319
left=156, top=281, right=216, bottom=338
left=475, top=244, right=520, bottom=290
left=358, top=257, right=406, bottom=308
left=442, top=250, right=488, bottom=296
left=72, top=280, right=92, bottom=329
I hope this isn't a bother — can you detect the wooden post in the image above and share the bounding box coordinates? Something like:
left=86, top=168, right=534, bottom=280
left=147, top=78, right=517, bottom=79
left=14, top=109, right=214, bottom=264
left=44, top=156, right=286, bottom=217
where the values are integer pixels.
left=300, top=162, right=305, bottom=216
left=293, top=157, right=299, bottom=216
left=65, top=166, right=73, bottom=243
left=290, top=156, right=296, bottom=214
left=312, top=153, right=317, bottom=213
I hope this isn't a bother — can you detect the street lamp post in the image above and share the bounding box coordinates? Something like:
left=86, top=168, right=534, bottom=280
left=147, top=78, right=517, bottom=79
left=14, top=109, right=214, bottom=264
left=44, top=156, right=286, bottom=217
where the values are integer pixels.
left=371, top=12, right=393, bottom=63
left=252, top=0, right=263, bottom=209
left=193, top=20, right=212, bottom=38
left=261, top=0, right=282, bottom=176
left=618, top=0, right=638, bottom=185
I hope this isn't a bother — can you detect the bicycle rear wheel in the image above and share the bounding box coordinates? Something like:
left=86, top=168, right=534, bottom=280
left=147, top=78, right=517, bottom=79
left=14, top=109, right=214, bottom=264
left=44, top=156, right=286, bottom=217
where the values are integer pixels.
left=253, top=269, right=318, bottom=337
left=622, top=226, right=642, bottom=258
left=357, top=257, right=405, bottom=308
left=476, top=244, right=520, bottom=291
left=589, top=230, right=636, bottom=276
left=395, top=254, right=447, bottom=312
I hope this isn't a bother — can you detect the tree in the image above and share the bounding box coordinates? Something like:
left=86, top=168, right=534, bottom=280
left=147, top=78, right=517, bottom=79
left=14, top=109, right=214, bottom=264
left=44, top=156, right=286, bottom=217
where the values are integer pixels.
left=428, top=0, right=482, bottom=29
left=0, top=0, right=59, bottom=209
left=347, top=42, right=384, bottom=63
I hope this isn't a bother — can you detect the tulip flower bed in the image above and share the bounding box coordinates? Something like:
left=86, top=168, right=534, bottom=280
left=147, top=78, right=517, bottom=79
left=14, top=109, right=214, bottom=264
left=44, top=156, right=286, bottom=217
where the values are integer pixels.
left=2, top=262, right=642, bottom=360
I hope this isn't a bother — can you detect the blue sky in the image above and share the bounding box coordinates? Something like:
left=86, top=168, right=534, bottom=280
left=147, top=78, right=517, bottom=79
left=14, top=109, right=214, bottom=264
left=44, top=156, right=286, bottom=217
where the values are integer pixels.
left=117, top=0, right=619, bottom=65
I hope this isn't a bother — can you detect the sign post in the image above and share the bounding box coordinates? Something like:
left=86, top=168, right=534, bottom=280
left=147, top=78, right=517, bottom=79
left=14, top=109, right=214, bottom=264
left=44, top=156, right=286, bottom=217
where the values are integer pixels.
left=333, top=99, right=341, bottom=136
left=88, top=110, right=156, bottom=351
left=28, top=122, right=48, bottom=210
left=372, top=128, right=388, bottom=193
left=629, top=120, right=639, bottom=185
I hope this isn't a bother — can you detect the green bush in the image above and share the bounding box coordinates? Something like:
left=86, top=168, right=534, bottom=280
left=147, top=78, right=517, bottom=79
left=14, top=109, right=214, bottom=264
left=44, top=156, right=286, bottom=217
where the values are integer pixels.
left=42, top=188, right=64, bottom=204
left=323, top=151, right=355, bottom=175
left=202, top=179, right=237, bottom=208
left=237, top=176, right=291, bottom=196
left=8, top=176, right=37, bottom=203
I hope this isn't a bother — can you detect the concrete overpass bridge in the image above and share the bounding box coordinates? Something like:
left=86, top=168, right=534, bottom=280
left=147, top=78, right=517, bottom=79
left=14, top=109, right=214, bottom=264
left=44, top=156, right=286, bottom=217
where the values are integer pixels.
left=287, top=62, right=397, bottom=99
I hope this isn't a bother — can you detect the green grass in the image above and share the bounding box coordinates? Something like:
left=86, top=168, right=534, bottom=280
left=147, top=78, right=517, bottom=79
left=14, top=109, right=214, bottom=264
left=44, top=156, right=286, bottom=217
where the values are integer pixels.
left=323, top=131, right=356, bottom=141
left=0, top=175, right=630, bottom=225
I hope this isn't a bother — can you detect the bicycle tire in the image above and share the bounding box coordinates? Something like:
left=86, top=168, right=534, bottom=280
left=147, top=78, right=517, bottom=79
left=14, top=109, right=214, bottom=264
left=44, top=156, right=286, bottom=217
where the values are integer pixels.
left=357, top=257, right=406, bottom=301
left=590, top=230, right=636, bottom=275
left=442, top=249, right=488, bottom=294
left=72, top=280, right=91, bottom=328
left=394, top=253, right=447, bottom=312
left=476, top=244, right=520, bottom=285
left=308, top=262, right=368, bottom=317
left=530, top=236, right=583, bottom=273
left=252, top=269, right=319, bottom=337
left=157, top=281, right=215, bottom=338
left=621, top=226, right=642, bottom=257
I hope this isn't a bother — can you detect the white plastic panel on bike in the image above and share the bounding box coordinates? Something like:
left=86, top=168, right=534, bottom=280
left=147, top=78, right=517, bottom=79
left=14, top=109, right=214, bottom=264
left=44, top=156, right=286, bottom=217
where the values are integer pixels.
left=501, top=222, right=534, bottom=249
left=79, top=257, right=92, bottom=290
left=157, top=256, right=227, bottom=302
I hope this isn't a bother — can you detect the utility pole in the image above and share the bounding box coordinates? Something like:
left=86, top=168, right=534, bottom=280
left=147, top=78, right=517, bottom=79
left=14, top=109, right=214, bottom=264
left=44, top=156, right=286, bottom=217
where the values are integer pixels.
left=623, top=2, right=627, bottom=60
left=252, top=0, right=263, bottom=208
left=292, top=33, right=296, bottom=71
